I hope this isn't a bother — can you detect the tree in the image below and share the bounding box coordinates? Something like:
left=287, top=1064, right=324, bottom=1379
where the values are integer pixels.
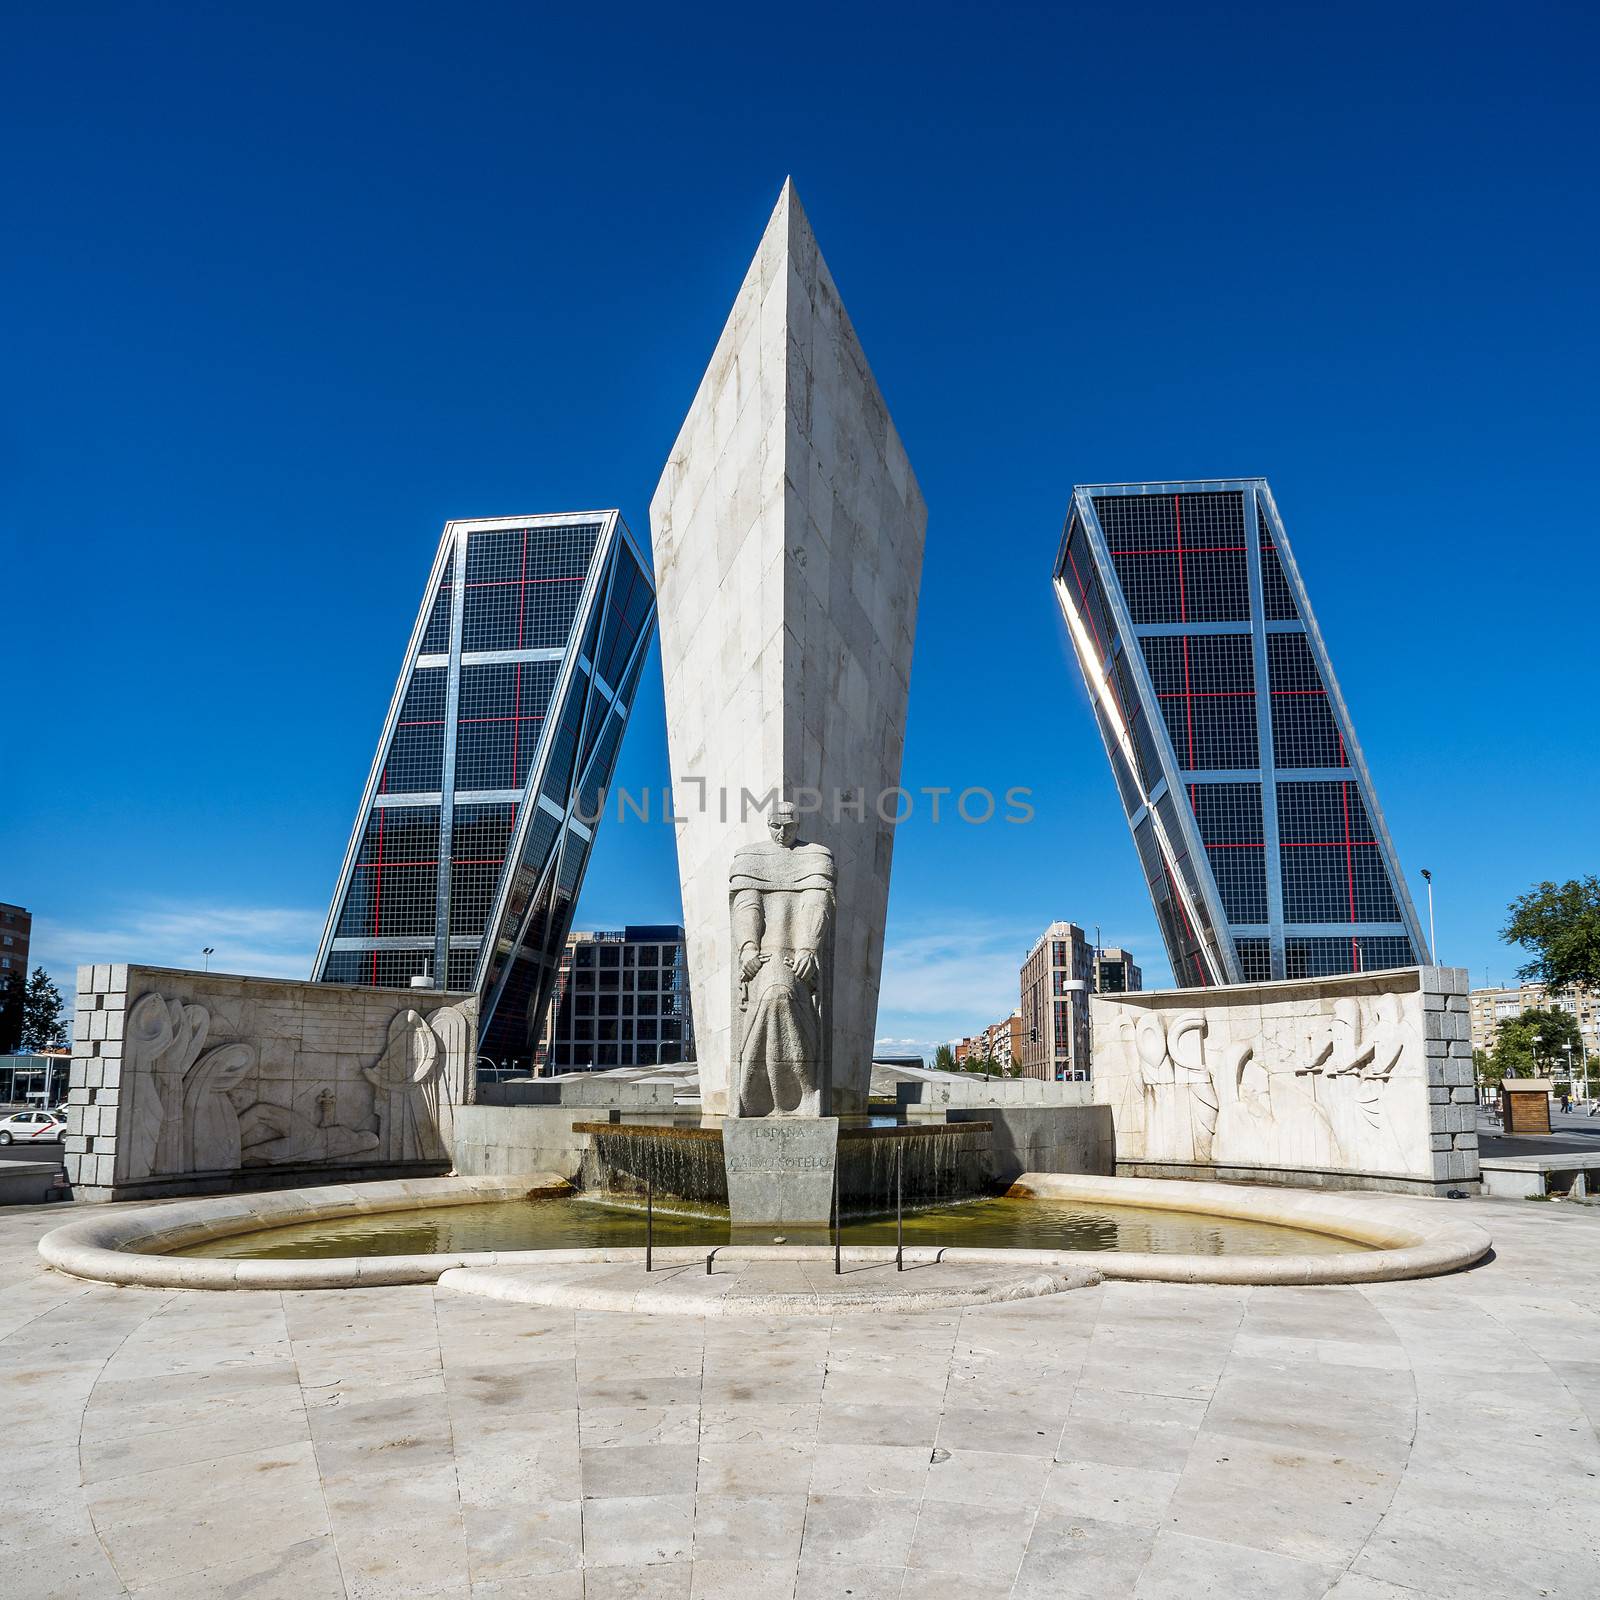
left=1490, top=1005, right=1583, bottom=1083
left=18, top=968, right=67, bottom=1053
left=933, top=1043, right=956, bottom=1073
left=1502, top=876, right=1600, bottom=993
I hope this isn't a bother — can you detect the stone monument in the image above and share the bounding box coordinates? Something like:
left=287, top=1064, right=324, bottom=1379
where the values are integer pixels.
left=723, top=801, right=838, bottom=1224
left=730, top=801, right=835, bottom=1118
left=650, top=179, right=927, bottom=1118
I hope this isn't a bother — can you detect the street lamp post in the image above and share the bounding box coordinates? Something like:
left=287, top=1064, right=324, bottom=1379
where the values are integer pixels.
left=1419, top=869, right=1436, bottom=963
left=202, top=947, right=215, bottom=973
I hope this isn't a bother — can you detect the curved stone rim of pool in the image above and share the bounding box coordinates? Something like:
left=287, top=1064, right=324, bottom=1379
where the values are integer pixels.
left=438, top=1259, right=1106, bottom=1318
left=35, top=1171, right=1491, bottom=1292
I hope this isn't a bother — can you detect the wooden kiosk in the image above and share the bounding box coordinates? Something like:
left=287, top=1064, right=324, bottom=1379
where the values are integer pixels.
left=1501, top=1078, right=1554, bottom=1136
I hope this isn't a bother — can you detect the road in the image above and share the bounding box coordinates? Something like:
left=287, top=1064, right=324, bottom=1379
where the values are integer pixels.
left=0, top=1140, right=62, bottom=1164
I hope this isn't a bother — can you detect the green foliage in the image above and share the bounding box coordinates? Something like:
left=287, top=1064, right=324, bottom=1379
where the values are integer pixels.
left=19, top=967, right=68, bottom=1053
left=1502, top=876, right=1600, bottom=993
left=1490, top=1005, right=1583, bottom=1082
left=961, top=1052, right=1022, bottom=1079
left=933, top=1043, right=956, bottom=1073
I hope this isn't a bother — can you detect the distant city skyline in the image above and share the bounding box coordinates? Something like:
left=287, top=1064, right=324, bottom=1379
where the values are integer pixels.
left=8, top=6, right=1598, bottom=1062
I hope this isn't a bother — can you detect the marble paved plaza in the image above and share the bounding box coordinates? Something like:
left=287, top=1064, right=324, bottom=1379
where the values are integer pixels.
left=4, top=1194, right=1599, bottom=1600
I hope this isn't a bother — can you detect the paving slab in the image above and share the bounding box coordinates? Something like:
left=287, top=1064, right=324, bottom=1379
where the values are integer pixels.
left=2, top=1192, right=1599, bottom=1596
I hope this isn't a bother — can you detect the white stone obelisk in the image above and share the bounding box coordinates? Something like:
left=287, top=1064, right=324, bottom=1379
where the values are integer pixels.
left=650, top=180, right=927, bottom=1116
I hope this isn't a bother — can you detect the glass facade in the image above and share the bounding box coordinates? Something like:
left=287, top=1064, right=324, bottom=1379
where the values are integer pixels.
left=313, top=512, right=657, bottom=1066
left=537, top=926, right=694, bottom=1072
left=1053, top=480, right=1427, bottom=986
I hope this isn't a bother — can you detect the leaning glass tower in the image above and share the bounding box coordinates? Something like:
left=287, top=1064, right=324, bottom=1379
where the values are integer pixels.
left=1053, top=478, right=1429, bottom=988
left=313, top=511, right=657, bottom=1065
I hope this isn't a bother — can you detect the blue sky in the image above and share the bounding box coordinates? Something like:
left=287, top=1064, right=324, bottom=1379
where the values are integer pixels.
left=6, top=2, right=1596, bottom=1056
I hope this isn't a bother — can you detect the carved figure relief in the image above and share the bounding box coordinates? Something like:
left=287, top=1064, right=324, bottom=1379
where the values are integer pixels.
left=1119, top=1011, right=1219, bottom=1162
left=119, top=989, right=472, bottom=1181
left=729, top=801, right=836, bottom=1117
left=363, top=1007, right=457, bottom=1162
left=238, top=1103, right=380, bottom=1166
left=124, top=994, right=261, bottom=1180
left=1101, top=990, right=1419, bottom=1175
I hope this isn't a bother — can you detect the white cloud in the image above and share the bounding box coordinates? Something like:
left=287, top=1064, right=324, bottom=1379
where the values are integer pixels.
left=31, top=904, right=323, bottom=1001
left=873, top=918, right=1036, bottom=1045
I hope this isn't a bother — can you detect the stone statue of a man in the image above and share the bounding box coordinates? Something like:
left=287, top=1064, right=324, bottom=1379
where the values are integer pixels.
left=730, top=801, right=836, bottom=1117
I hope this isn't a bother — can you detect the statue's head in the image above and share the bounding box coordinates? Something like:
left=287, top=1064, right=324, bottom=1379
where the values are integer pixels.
left=768, top=801, right=799, bottom=848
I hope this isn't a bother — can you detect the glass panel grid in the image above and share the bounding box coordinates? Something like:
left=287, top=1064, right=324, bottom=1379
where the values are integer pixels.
left=1235, top=937, right=1273, bottom=982
left=1097, top=490, right=1249, bottom=624
left=1141, top=633, right=1258, bottom=770
left=1258, top=506, right=1300, bottom=621
left=454, top=660, right=561, bottom=792
left=1278, top=780, right=1402, bottom=924
left=336, top=806, right=440, bottom=947
left=421, top=552, right=455, bottom=653
left=1190, top=781, right=1268, bottom=923
left=1286, top=935, right=1415, bottom=979
left=1267, top=633, right=1346, bottom=768
left=323, top=949, right=436, bottom=987
left=381, top=666, right=447, bottom=794
left=462, top=522, right=601, bottom=652
left=448, top=803, right=516, bottom=939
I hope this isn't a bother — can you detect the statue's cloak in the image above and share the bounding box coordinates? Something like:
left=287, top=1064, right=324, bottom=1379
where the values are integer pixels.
left=730, top=840, right=835, bottom=895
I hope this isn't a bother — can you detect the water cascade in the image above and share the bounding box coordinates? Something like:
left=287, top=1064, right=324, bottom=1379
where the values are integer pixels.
left=572, top=1119, right=993, bottom=1216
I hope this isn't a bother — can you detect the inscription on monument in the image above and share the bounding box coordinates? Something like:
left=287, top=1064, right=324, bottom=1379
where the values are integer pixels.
left=724, top=1123, right=838, bottom=1176
left=721, top=1116, right=840, bottom=1226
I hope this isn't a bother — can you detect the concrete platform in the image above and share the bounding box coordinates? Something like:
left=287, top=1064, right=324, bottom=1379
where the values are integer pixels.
left=0, top=1158, right=65, bottom=1205
left=439, top=1256, right=1101, bottom=1317
left=1480, top=1151, right=1600, bottom=1199
left=6, top=1190, right=1600, bottom=1597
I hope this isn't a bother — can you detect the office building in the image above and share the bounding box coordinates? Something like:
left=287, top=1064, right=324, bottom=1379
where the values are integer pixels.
left=1020, top=921, right=1093, bottom=1081
left=1469, top=983, right=1598, bottom=1065
left=953, top=1012, right=1023, bottom=1071
left=313, top=512, right=657, bottom=1066
left=0, top=904, right=31, bottom=1055
left=536, top=926, right=694, bottom=1073
left=1093, top=946, right=1142, bottom=995
left=1053, top=479, right=1429, bottom=986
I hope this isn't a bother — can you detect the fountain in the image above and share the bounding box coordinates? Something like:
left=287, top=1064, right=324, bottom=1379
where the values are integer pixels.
left=564, top=799, right=998, bottom=1228
left=573, top=1116, right=993, bottom=1221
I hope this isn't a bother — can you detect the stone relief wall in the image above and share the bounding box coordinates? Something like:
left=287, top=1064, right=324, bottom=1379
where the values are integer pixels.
left=65, top=965, right=476, bottom=1200
left=1091, top=966, right=1477, bottom=1190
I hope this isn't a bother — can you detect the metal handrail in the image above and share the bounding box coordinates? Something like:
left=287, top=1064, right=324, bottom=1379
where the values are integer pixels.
left=895, top=1142, right=904, bottom=1271
left=833, top=1159, right=841, bottom=1274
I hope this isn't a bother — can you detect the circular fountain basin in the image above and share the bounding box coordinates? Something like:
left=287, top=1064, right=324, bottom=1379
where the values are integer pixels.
left=36, top=1172, right=1491, bottom=1291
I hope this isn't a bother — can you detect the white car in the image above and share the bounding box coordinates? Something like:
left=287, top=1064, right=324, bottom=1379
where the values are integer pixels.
left=0, top=1109, right=67, bottom=1145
